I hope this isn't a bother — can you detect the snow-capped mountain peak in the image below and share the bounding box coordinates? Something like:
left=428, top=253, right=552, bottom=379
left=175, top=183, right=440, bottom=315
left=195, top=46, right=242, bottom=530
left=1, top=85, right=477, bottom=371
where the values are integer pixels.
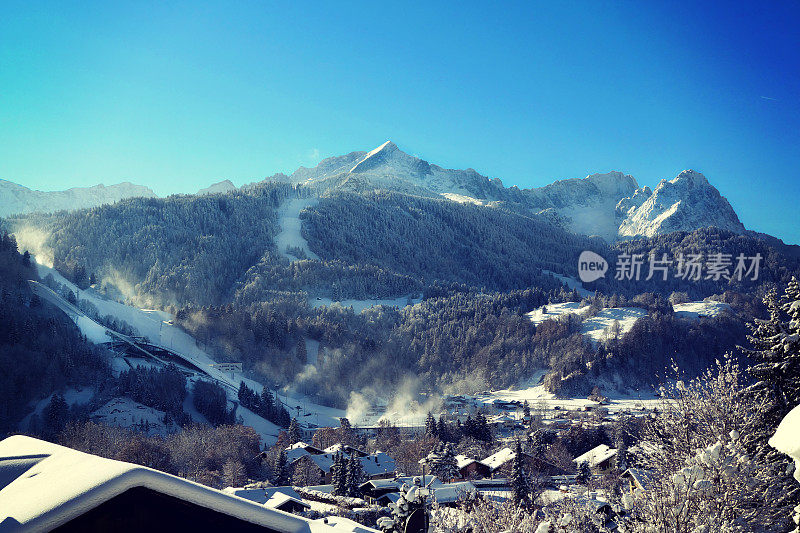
left=617, top=169, right=745, bottom=238
left=269, top=142, right=748, bottom=241
left=348, top=141, right=399, bottom=173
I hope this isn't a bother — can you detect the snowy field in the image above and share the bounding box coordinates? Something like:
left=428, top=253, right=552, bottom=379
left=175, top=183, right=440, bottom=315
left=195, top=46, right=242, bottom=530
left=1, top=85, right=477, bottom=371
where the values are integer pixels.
left=472, top=381, right=661, bottom=416
left=91, top=397, right=179, bottom=436
left=580, top=307, right=648, bottom=344
left=440, top=192, right=486, bottom=206
left=528, top=299, right=731, bottom=345
left=526, top=302, right=591, bottom=325
left=275, top=197, right=320, bottom=261
left=526, top=302, right=646, bottom=344
left=673, top=300, right=731, bottom=319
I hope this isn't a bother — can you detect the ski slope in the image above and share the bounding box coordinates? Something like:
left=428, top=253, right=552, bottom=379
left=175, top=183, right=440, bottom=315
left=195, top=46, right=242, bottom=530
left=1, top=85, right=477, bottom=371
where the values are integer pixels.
left=275, top=197, right=320, bottom=261
left=30, top=261, right=347, bottom=443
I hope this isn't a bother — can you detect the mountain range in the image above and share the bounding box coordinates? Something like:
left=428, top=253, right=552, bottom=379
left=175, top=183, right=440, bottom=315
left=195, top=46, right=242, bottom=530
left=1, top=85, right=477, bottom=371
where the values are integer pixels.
left=269, top=141, right=747, bottom=242
left=1, top=141, right=746, bottom=243
left=0, top=180, right=156, bottom=218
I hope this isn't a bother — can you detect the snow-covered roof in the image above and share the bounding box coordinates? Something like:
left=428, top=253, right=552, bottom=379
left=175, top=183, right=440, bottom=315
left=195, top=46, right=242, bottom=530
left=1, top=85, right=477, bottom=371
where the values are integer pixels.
left=286, top=447, right=313, bottom=462
left=293, top=452, right=395, bottom=477
left=360, top=452, right=396, bottom=477
left=574, top=444, right=617, bottom=468
left=429, top=481, right=477, bottom=504
left=454, top=454, right=488, bottom=470
left=359, top=476, right=442, bottom=493
left=620, top=468, right=656, bottom=491
left=266, top=492, right=311, bottom=511
left=482, top=447, right=529, bottom=471
left=323, top=444, right=368, bottom=457
left=321, top=515, right=381, bottom=533
left=287, top=442, right=324, bottom=454
left=0, top=435, right=376, bottom=532
left=223, top=486, right=303, bottom=505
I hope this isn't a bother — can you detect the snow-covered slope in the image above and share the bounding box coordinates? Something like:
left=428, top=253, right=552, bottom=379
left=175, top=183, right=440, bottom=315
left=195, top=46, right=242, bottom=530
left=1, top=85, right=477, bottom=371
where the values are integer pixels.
left=197, top=179, right=236, bottom=195
left=0, top=179, right=156, bottom=217
left=617, top=170, right=745, bottom=238
left=275, top=197, right=321, bottom=261
left=527, top=299, right=727, bottom=345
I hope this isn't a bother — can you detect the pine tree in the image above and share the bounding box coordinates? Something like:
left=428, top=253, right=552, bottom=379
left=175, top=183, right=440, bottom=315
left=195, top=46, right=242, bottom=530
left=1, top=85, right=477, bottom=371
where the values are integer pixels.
left=510, top=441, right=531, bottom=506
left=436, top=416, right=448, bottom=442
left=463, top=414, right=475, bottom=439
left=428, top=443, right=459, bottom=483
left=741, top=278, right=800, bottom=520
left=42, top=393, right=69, bottom=440
left=271, top=449, right=290, bottom=486
left=425, top=412, right=437, bottom=437
left=474, top=413, right=492, bottom=442
left=287, top=417, right=302, bottom=445
left=345, top=452, right=365, bottom=497
left=614, top=437, right=628, bottom=471
left=745, top=286, right=800, bottom=428
left=259, top=387, right=275, bottom=421
left=522, top=400, right=531, bottom=422
left=576, top=461, right=591, bottom=486
left=331, top=451, right=346, bottom=496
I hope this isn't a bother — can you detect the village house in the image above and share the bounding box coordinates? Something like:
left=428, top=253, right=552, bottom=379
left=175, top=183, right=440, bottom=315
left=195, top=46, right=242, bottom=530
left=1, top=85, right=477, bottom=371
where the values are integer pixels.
left=573, top=444, right=618, bottom=474
left=620, top=467, right=656, bottom=492
left=482, top=447, right=569, bottom=477
left=288, top=448, right=396, bottom=485
left=454, top=454, right=491, bottom=480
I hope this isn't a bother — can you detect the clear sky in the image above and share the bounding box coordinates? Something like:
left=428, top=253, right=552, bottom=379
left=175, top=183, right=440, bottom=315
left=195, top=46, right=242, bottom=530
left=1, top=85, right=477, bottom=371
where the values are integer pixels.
left=1, top=1, right=798, bottom=242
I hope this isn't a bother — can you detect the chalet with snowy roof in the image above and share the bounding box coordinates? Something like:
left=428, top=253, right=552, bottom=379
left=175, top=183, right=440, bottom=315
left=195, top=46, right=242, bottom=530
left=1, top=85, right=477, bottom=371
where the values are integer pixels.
left=358, top=476, right=441, bottom=504
left=454, top=454, right=491, bottom=480
left=482, top=447, right=569, bottom=477
left=223, top=486, right=304, bottom=505
left=285, top=441, right=325, bottom=462
left=289, top=450, right=396, bottom=485
left=265, top=492, right=312, bottom=514
left=428, top=481, right=478, bottom=507
left=0, top=435, right=378, bottom=533
left=620, top=468, right=656, bottom=492
left=574, top=444, right=618, bottom=474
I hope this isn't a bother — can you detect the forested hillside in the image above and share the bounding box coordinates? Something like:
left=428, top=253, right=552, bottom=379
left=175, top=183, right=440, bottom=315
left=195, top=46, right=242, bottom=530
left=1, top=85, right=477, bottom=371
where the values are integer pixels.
left=598, top=227, right=800, bottom=298
left=5, top=184, right=800, bottom=410
left=302, top=191, right=605, bottom=291
left=0, top=232, right=109, bottom=434
left=7, top=183, right=300, bottom=306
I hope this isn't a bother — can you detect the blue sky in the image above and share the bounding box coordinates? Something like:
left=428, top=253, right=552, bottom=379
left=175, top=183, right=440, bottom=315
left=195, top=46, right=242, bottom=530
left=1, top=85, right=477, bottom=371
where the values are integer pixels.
left=1, top=1, right=798, bottom=242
